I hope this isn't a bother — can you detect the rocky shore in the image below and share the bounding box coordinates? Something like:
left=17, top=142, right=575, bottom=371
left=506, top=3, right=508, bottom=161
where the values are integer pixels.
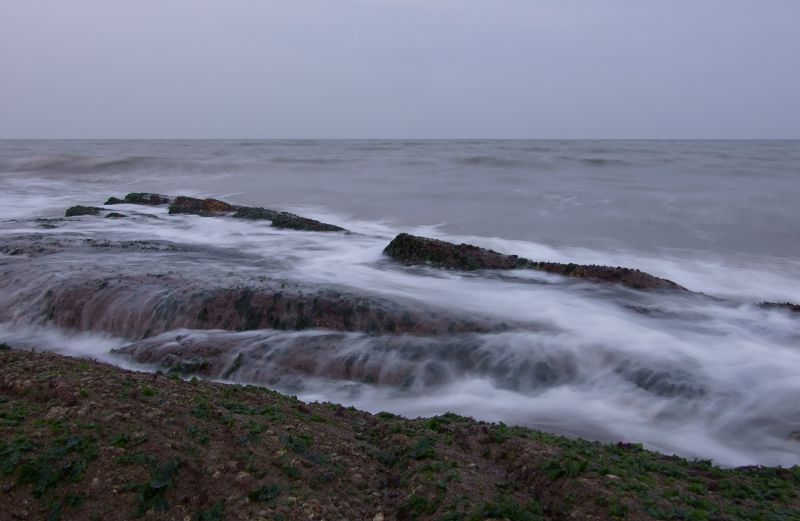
left=100, top=192, right=347, bottom=232
left=1, top=348, right=798, bottom=521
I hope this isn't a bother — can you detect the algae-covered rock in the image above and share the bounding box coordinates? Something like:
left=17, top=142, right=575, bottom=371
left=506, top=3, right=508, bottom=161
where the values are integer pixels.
left=271, top=212, right=346, bottom=232
left=232, top=206, right=281, bottom=221
left=123, top=192, right=171, bottom=205
left=168, top=196, right=234, bottom=216
left=65, top=206, right=103, bottom=217
left=105, top=212, right=126, bottom=219
left=384, top=233, right=684, bottom=291
left=104, top=196, right=124, bottom=205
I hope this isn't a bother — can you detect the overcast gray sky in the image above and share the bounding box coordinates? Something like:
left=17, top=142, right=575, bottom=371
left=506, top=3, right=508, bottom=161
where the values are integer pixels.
left=1, top=0, right=798, bottom=139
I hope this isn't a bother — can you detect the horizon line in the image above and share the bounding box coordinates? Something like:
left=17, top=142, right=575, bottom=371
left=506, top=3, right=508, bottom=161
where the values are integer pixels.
left=1, top=137, right=799, bottom=141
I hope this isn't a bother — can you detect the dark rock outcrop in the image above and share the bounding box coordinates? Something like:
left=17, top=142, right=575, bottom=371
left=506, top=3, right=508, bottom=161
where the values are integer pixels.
left=232, top=205, right=345, bottom=231
left=232, top=206, right=280, bottom=221
left=168, top=196, right=235, bottom=216
left=270, top=212, right=346, bottom=232
left=384, top=233, right=527, bottom=270
left=384, top=233, right=685, bottom=291
left=759, top=302, right=800, bottom=313
left=65, top=206, right=103, bottom=217
left=123, top=192, right=171, bottom=205
left=104, top=196, right=124, bottom=205
left=105, top=212, right=126, bottom=219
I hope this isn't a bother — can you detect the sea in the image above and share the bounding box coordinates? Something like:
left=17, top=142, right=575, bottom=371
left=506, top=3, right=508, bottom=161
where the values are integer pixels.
left=1, top=139, right=799, bottom=467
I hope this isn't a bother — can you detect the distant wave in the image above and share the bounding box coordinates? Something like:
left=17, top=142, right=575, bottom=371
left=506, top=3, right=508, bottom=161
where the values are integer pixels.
left=5, top=154, right=163, bottom=174
left=454, top=155, right=534, bottom=168
left=271, top=156, right=352, bottom=165
left=579, top=158, right=631, bottom=167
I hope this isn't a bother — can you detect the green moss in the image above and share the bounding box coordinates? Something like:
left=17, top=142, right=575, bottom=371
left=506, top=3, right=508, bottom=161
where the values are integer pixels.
left=410, top=437, right=437, bottom=460
left=1, top=436, right=33, bottom=475
left=282, top=433, right=313, bottom=455
left=126, top=458, right=182, bottom=517
left=193, top=500, right=225, bottom=521
left=15, top=435, right=97, bottom=498
left=398, top=494, right=441, bottom=520
left=247, top=484, right=282, bottom=504
left=465, top=497, right=544, bottom=521
left=65, top=206, right=102, bottom=217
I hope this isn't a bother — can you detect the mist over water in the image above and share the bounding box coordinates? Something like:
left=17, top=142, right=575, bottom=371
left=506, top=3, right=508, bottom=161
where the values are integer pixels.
left=1, top=140, right=799, bottom=467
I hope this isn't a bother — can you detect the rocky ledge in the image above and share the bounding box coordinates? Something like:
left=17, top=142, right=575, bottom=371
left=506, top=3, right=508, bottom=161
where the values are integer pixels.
left=384, top=233, right=685, bottom=291
left=0, top=235, right=506, bottom=339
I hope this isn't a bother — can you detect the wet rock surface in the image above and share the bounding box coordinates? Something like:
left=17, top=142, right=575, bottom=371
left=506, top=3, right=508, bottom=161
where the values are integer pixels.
left=65, top=205, right=103, bottom=217
left=384, top=233, right=528, bottom=270
left=232, top=206, right=281, bottom=221
left=122, top=192, right=171, bottom=205
left=32, top=276, right=499, bottom=339
left=270, top=212, right=346, bottom=232
left=114, top=329, right=707, bottom=401
left=0, top=235, right=503, bottom=339
left=385, top=233, right=686, bottom=291
left=168, top=196, right=235, bottom=216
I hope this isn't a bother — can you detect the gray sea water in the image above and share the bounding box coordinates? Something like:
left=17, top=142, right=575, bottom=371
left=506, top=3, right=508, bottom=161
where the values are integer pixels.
left=1, top=140, right=799, bottom=467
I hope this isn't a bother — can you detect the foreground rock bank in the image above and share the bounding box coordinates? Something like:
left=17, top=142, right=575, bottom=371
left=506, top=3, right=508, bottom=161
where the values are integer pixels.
left=384, top=233, right=686, bottom=291
left=1, top=348, right=797, bottom=521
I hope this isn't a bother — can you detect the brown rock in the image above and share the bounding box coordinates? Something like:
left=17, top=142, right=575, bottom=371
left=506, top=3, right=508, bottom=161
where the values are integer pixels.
left=169, top=196, right=234, bottom=216
left=384, top=233, right=685, bottom=291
